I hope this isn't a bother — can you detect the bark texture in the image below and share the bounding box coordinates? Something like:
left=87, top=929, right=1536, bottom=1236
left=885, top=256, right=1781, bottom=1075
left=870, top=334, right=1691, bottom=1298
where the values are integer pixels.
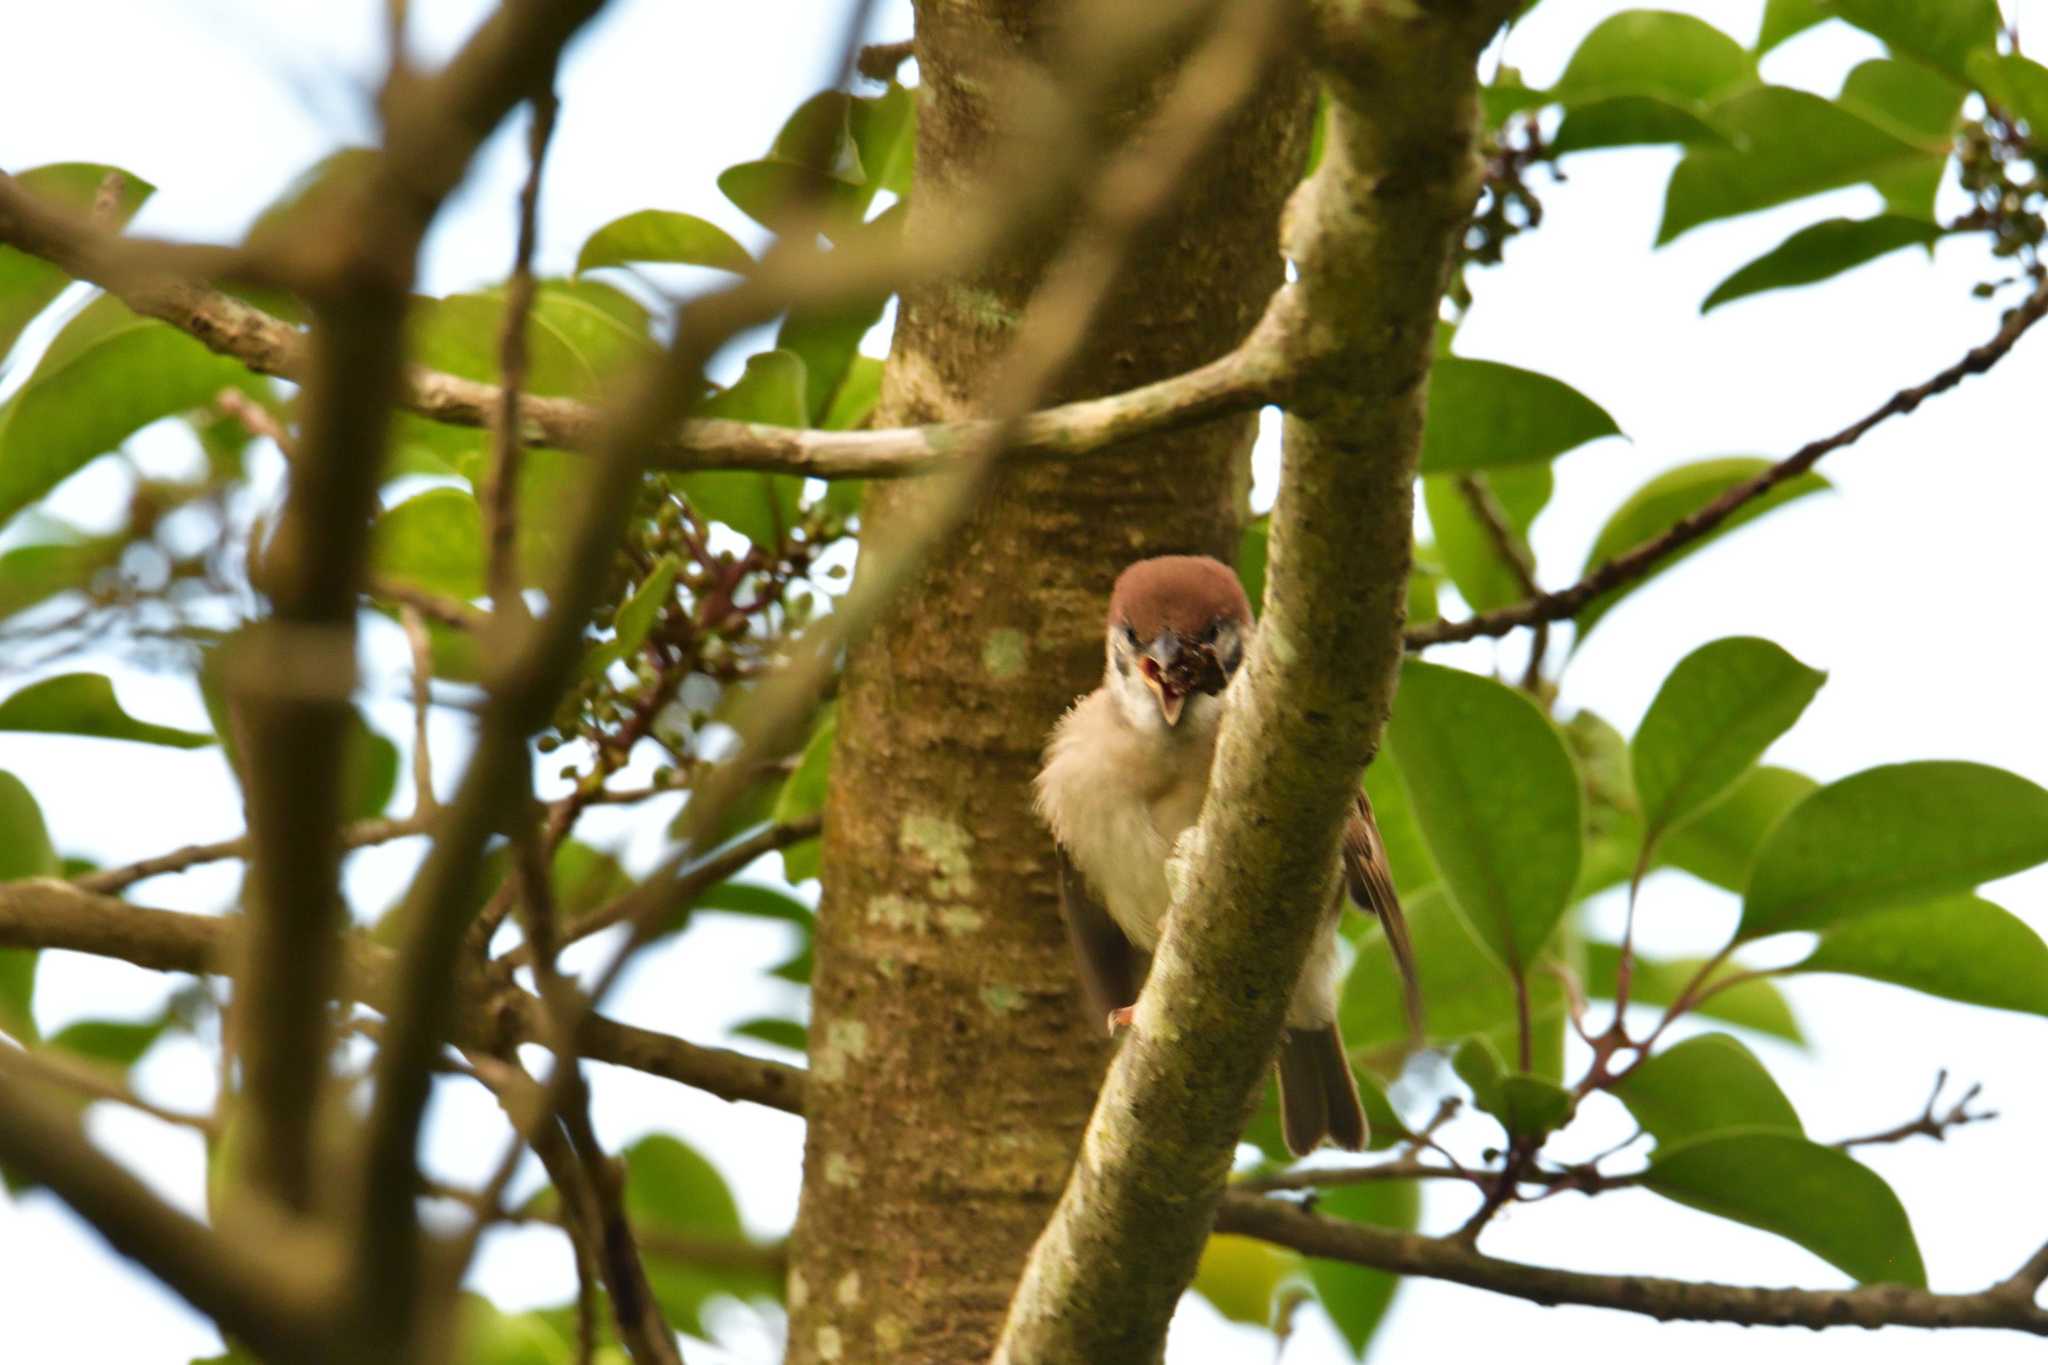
left=784, top=5, right=1310, bottom=1360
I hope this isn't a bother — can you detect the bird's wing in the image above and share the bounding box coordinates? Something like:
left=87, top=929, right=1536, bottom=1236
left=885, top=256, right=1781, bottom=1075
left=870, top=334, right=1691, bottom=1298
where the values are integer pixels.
left=1056, top=845, right=1139, bottom=1025
left=1342, top=789, right=1425, bottom=1043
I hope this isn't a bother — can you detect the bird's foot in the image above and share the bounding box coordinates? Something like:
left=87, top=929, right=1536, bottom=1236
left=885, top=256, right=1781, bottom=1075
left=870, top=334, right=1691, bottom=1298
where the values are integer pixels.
left=1106, top=1005, right=1137, bottom=1036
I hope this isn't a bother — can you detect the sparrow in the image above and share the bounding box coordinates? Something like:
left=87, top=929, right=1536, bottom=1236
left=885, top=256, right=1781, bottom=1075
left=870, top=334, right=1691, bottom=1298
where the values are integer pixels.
left=1034, top=554, right=1421, bottom=1155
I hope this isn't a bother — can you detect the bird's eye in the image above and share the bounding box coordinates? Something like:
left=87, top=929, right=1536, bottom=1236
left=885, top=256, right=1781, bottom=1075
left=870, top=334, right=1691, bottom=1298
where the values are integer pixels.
left=1199, top=620, right=1222, bottom=643
left=1121, top=624, right=1139, bottom=645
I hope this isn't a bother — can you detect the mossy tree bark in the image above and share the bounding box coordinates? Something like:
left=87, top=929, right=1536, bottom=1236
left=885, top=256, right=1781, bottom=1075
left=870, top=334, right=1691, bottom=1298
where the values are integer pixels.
left=784, top=4, right=1310, bottom=1360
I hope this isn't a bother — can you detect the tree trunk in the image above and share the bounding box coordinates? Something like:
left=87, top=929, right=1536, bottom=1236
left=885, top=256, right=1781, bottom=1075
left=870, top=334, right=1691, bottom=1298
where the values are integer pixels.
left=784, top=5, right=1310, bottom=1360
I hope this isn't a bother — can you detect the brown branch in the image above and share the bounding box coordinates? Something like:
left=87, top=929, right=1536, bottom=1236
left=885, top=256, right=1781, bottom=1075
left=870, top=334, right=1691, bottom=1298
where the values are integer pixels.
left=0, top=1050, right=330, bottom=1361
left=1411, top=281, right=2048, bottom=649
left=856, top=38, right=916, bottom=83
left=1216, top=1192, right=2048, bottom=1335
left=73, top=813, right=432, bottom=896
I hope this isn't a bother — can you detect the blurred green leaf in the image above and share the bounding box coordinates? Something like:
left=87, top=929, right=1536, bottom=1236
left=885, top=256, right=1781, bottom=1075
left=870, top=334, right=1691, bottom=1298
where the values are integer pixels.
left=773, top=705, right=835, bottom=882
left=1703, top=215, right=1945, bottom=312
left=343, top=715, right=401, bottom=823
left=585, top=554, right=679, bottom=680
left=454, top=1295, right=573, bottom=1365
left=1968, top=52, right=2048, bottom=133
left=1551, top=10, right=1756, bottom=153
left=1385, top=661, right=1582, bottom=972
left=1575, top=457, right=1830, bottom=643
left=1192, top=1233, right=1301, bottom=1328
left=1839, top=57, right=1966, bottom=217
left=718, top=160, right=870, bottom=239
left=849, top=83, right=917, bottom=196
left=1307, top=1178, right=1418, bottom=1358
left=778, top=285, right=890, bottom=424
left=1422, top=465, right=1550, bottom=613
left=1659, top=764, right=1817, bottom=893
left=1658, top=88, right=1928, bottom=244
left=0, top=772, right=50, bottom=1043
left=1582, top=941, right=1805, bottom=1043
left=0, top=163, right=153, bottom=366
left=1742, top=761, right=2048, bottom=938
left=732, top=1016, right=808, bottom=1051
left=370, top=487, right=484, bottom=599
left=1454, top=1036, right=1575, bottom=1140
left=821, top=354, right=884, bottom=433
left=1613, top=1033, right=1802, bottom=1147
left=1633, top=638, right=1825, bottom=855
left=1831, top=0, right=1999, bottom=83
left=410, top=285, right=653, bottom=403
left=1757, top=0, right=1827, bottom=53
left=1362, top=758, right=1437, bottom=902
left=619, top=1135, right=773, bottom=1336
left=48, top=1015, right=167, bottom=1069
left=575, top=209, right=754, bottom=276
left=0, top=534, right=121, bottom=621
left=1236, top=517, right=1269, bottom=616
left=772, top=91, right=864, bottom=179
left=0, top=673, right=213, bottom=748
left=0, top=294, right=257, bottom=530
left=1795, top=893, right=2048, bottom=1015
left=1643, top=1131, right=1925, bottom=1286
left=1418, top=357, right=1620, bottom=474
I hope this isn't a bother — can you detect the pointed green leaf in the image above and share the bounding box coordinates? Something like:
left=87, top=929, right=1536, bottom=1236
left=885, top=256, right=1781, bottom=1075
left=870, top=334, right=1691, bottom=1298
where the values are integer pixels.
left=0, top=770, right=53, bottom=1042
left=1757, top=0, right=1827, bottom=53
left=0, top=163, right=154, bottom=365
left=1553, top=96, right=1731, bottom=155
left=1704, top=215, right=1945, bottom=312
left=48, top=1015, right=166, bottom=1069
left=585, top=554, right=679, bottom=680
left=0, top=295, right=258, bottom=529
left=1839, top=57, right=1967, bottom=217
left=1575, top=457, right=1830, bottom=642
left=370, top=487, right=484, bottom=599
left=732, top=1016, right=808, bottom=1051
left=1418, top=358, right=1620, bottom=474
left=1553, top=10, right=1756, bottom=106
left=1306, top=1178, right=1418, bottom=1356
left=1614, top=1033, right=1802, bottom=1147
left=1968, top=52, right=2048, bottom=133
left=1660, top=764, right=1817, bottom=893
left=849, top=83, right=917, bottom=196
left=1795, top=893, right=2048, bottom=1015
left=0, top=534, right=121, bottom=621
left=821, top=354, right=884, bottom=433
left=1583, top=942, right=1805, bottom=1043
left=1455, top=1036, right=1574, bottom=1140
left=682, top=350, right=809, bottom=544
left=575, top=209, right=754, bottom=276
left=773, top=705, right=835, bottom=881
left=410, top=285, right=652, bottom=402
left=1633, top=638, right=1825, bottom=853
left=1643, top=1131, right=1925, bottom=1285
left=778, top=286, right=889, bottom=424
left=1563, top=709, right=1643, bottom=900
left=772, top=92, right=864, bottom=180
left=1384, top=661, right=1582, bottom=971
left=0, top=673, right=213, bottom=748
left=618, top=1135, right=773, bottom=1335
left=1830, top=0, right=1999, bottom=83
left=1744, top=761, right=2048, bottom=938
left=1658, top=88, right=1929, bottom=244
left=717, top=160, right=871, bottom=239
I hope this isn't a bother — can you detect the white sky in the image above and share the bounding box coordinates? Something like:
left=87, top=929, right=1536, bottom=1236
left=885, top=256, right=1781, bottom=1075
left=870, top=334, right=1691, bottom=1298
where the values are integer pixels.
left=4, top=2, right=2048, bottom=1362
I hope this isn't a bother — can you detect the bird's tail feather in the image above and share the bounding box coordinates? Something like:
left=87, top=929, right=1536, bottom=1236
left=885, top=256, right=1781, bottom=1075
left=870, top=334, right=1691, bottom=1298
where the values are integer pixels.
left=1276, top=1024, right=1367, bottom=1156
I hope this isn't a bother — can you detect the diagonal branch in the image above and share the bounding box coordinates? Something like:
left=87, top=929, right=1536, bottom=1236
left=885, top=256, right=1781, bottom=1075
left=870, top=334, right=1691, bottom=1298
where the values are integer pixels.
left=1411, top=281, right=2048, bottom=650
left=1216, top=1192, right=2048, bottom=1335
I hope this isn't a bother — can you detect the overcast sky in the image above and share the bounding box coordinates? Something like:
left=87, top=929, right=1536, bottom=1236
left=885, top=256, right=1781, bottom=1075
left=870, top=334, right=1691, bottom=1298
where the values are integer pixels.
left=4, top=2, right=2048, bottom=1362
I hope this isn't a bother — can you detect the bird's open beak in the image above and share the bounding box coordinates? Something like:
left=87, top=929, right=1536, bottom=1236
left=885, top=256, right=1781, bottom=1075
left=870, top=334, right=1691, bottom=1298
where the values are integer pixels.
left=1138, top=635, right=1188, bottom=727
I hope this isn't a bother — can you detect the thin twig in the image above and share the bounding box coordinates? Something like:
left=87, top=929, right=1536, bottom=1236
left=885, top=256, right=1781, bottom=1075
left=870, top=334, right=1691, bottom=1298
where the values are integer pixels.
left=399, top=605, right=437, bottom=813
left=1453, top=472, right=1548, bottom=689
left=73, top=813, right=433, bottom=895
left=1411, top=282, right=2048, bottom=649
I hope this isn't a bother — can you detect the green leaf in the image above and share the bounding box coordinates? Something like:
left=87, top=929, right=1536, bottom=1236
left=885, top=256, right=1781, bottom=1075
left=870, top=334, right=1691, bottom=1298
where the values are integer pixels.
left=849, top=83, right=917, bottom=196
left=0, top=294, right=258, bottom=530
left=455, top=1295, right=574, bottom=1365
left=343, top=715, right=401, bottom=823
left=1340, top=887, right=1564, bottom=1072
left=1643, top=1131, right=1925, bottom=1286
left=821, top=354, right=884, bottom=433
left=1553, top=11, right=1757, bottom=106
left=409, top=286, right=652, bottom=402
left=1553, top=96, right=1730, bottom=155
left=732, top=1016, right=808, bottom=1051
left=0, top=673, right=214, bottom=748
left=1968, top=52, right=2048, bottom=134
left=717, top=160, right=870, bottom=239
left=1575, top=457, right=1830, bottom=642
left=1236, top=517, right=1269, bottom=616
left=1613, top=1034, right=1802, bottom=1147
left=682, top=350, right=809, bottom=544
left=1657, top=88, right=1929, bottom=244
left=1563, top=709, right=1642, bottom=900
left=1757, top=0, right=1827, bottom=53
left=574, top=209, right=754, bottom=277
left=1660, top=764, right=1817, bottom=893
left=0, top=534, right=122, bottom=621
left=1795, top=893, right=2048, bottom=1016
left=585, top=553, right=679, bottom=679
left=49, top=1015, right=166, bottom=1069
left=1742, top=761, right=2048, bottom=939
left=1362, top=758, right=1438, bottom=901
left=1633, top=638, right=1825, bottom=854
left=772, top=92, right=865, bottom=180
left=772, top=705, right=835, bottom=882
left=1422, top=465, right=1550, bottom=613
left=1704, top=215, right=1946, bottom=312
left=1384, top=661, right=1582, bottom=972
left=0, top=769, right=48, bottom=1042
left=370, top=487, right=484, bottom=599
left=0, top=163, right=154, bottom=365
left=1583, top=942, right=1805, bottom=1043
left=1829, top=0, right=1999, bottom=83
left=1192, top=1233, right=1301, bottom=1327
left=778, top=288, right=890, bottom=424
left=1306, top=1178, right=1418, bottom=1357
left=618, top=1135, right=772, bottom=1336
left=1418, top=357, right=1620, bottom=474
left=1839, top=57, right=1967, bottom=218
left=1454, top=1037, right=1574, bottom=1139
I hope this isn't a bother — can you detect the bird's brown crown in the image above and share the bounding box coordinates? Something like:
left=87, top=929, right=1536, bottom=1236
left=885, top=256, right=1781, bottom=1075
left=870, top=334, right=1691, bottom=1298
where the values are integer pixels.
left=1107, top=555, right=1252, bottom=641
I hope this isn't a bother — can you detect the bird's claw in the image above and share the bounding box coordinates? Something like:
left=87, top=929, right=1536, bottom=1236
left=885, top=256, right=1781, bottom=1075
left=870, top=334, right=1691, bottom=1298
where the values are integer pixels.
left=1106, top=1005, right=1137, bottom=1036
